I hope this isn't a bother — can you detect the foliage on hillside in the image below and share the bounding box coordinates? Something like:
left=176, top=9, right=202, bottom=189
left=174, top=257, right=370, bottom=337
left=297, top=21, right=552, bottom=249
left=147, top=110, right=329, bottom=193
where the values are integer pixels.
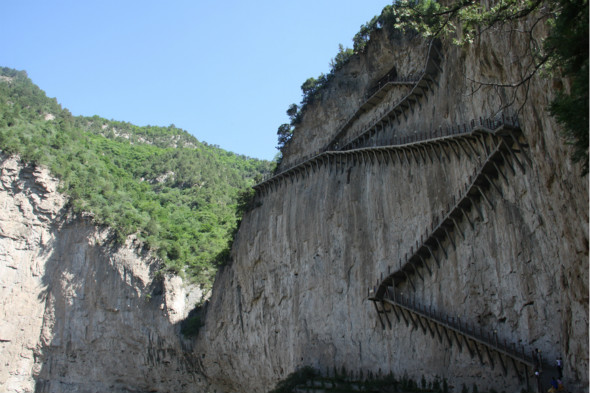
left=0, top=67, right=274, bottom=287
left=390, top=0, right=588, bottom=173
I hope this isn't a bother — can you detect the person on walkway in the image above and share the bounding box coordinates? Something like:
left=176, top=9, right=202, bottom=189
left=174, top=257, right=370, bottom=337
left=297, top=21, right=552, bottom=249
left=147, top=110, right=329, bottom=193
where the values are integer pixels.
left=556, top=378, right=565, bottom=391
left=556, top=357, right=563, bottom=379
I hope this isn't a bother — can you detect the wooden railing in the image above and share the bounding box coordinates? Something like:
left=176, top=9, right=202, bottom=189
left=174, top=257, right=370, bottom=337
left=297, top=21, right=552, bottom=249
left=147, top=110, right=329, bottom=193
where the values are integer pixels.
left=253, top=115, right=522, bottom=196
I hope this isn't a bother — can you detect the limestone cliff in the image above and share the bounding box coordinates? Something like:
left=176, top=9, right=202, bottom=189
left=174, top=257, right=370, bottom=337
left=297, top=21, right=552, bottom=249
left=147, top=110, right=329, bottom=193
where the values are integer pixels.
left=197, top=25, right=588, bottom=393
left=0, top=11, right=587, bottom=393
left=0, top=155, right=206, bottom=393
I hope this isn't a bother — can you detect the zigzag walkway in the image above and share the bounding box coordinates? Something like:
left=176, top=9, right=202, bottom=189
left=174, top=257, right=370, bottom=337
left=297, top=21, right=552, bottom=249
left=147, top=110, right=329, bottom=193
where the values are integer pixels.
left=265, top=39, right=442, bottom=179
left=253, top=116, right=522, bottom=196
left=333, top=40, right=444, bottom=151
left=374, top=288, right=552, bottom=384
left=324, top=72, right=422, bottom=152
left=364, top=119, right=552, bottom=383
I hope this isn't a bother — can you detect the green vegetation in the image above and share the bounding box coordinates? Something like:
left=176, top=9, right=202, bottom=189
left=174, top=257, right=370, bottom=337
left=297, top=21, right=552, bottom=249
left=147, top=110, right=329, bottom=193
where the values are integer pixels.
left=388, top=0, right=588, bottom=174
left=268, top=367, right=463, bottom=393
left=275, top=6, right=399, bottom=155
left=268, top=367, right=319, bottom=393
left=276, top=0, right=588, bottom=174
left=0, top=67, right=274, bottom=288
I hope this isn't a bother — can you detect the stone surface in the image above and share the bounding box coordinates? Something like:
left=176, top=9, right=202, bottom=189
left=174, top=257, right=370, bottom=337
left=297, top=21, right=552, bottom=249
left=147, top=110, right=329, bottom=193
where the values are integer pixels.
left=197, top=23, right=588, bottom=393
left=0, top=155, right=206, bottom=393
left=0, top=14, right=587, bottom=393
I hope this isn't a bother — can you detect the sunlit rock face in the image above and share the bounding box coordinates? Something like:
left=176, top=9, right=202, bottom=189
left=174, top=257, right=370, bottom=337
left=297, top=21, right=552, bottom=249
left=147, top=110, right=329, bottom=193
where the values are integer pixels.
left=197, top=26, right=588, bottom=393
left=0, top=15, right=587, bottom=393
left=0, top=155, right=206, bottom=393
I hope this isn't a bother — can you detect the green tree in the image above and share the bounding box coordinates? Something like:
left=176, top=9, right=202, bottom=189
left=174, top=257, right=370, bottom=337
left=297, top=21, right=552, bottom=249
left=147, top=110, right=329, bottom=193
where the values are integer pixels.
left=390, top=0, right=589, bottom=174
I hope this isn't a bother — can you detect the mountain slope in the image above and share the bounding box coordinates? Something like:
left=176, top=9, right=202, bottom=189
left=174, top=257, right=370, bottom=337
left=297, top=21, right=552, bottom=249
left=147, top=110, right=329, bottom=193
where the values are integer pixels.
left=0, top=67, right=274, bottom=287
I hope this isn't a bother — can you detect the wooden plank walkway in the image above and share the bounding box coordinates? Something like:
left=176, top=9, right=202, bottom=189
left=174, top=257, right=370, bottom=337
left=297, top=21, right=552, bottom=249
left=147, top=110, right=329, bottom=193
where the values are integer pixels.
left=253, top=117, right=523, bottom=196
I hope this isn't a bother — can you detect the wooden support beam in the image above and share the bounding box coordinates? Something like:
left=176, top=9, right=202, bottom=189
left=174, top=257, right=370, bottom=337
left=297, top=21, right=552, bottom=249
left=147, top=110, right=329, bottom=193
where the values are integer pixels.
left=465, top=338, right=475, bottom=358
left=511, top=357, right=524, bottom=382
left=483, top=173, right=503, bottom=196
left=405, top=309, right=420, bottom=331
left=372, top=301, right=386, bottom=329
left=450, top=216, right=465, bottom=239
left=485, top=346, right=495, bottom=369
left=445, top=140, right=461, bottom=160
left=431, top=143, right=443, bottom=162
left=399, top=307, right=411, bottom=327
left=498, top=353, right=508, bottom=375
left=409, top=259, right=425, bottom=282
left=381, top=301, right=392, bottom=329
left=502, top=140, right=526, bottom=173
left=432, top=320, right=444, bottom=343
left=424, top=318, right=436, bottom=338
left=417, top=146, right=428, bottom=163
left=390, top=303, right=401, bottom=323
left=402, top=148, right=412, bottom=166
left=475, top=185, right=494, bottom=210
left=498, top=149, right=515, bottom=175
left=402, top=269, right=416, bottom=291
left=410, top=147, right=420, bottom=165
left=440, top=143, right=451, bottom=161
left=416, top=253, right=433, bottom=276
left=442, top=325, right=454, bottom=347
left=424, top=144, right=434, bottom=164
left=442, top=226, right=456, bottom=250
left=395, top=149, right=402, bottom=165
left=507, top=130, right=532, bottom=165
left=491, top=159, right=509, bottom=184
left=456, top=139, right=472, bottom=159
left=432, top=235, right=448, bottom=259
left=468, top=196, right=485, bottom=220
left=477, top=134, right=490, bottom=156
left=452, top=329, right=463, bottom=352
left=474, top=342, right=485, bottom=365
left=424, top=244, right=440, bottom=268
left=416, top=314, right=429, bottom=335
left=459, top=206, right=475, bottom=229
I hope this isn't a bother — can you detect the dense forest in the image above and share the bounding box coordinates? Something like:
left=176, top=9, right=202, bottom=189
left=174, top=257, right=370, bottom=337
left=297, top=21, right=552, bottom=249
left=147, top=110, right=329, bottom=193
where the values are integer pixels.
left=0, top=67, right=274, bottom=289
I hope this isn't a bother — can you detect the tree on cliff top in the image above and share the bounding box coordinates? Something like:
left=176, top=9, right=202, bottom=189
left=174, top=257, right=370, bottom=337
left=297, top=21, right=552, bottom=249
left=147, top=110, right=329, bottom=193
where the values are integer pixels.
left=391, top=0, right=588, bottom=174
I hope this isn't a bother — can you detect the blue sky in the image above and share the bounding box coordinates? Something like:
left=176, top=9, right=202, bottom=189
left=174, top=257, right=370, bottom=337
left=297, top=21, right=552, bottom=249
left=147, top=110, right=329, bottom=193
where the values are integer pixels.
left=2, top=1, right=392, bottom=161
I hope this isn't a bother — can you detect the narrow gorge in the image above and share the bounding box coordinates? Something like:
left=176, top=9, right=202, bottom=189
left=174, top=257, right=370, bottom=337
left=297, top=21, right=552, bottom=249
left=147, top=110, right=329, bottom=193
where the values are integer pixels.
left=1, top=8, right=588, bottom=393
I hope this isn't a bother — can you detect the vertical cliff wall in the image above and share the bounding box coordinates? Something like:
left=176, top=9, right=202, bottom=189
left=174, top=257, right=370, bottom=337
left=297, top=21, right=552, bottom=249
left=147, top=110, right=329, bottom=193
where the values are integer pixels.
left=0, top=155, right=206, bottom=393
left=197, top=22, right=588, bottom=393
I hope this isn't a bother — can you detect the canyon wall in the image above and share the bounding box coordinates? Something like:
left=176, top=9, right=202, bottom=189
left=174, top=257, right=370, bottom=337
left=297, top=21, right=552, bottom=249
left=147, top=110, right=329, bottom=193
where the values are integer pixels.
left=198, top=23, right=588, bottom=393
left=0, top=155, right=206, bottom=393
left=0, top=12, right=587, bottom=393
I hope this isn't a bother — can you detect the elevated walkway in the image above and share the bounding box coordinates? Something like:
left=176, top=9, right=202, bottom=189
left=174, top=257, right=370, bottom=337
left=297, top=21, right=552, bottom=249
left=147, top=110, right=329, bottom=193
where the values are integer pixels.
left=253, top=116, right=523, bottom=196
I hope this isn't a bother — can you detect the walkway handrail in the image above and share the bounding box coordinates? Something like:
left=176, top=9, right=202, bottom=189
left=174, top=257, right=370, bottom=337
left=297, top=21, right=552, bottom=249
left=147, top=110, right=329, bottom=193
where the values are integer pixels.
left=254, top=114, right=519, bottom=190
left=372, top=122, right=522, bottom=298
left=334, top=39, right=443, bottom=151
left=377, top=288, right=543, bottom=369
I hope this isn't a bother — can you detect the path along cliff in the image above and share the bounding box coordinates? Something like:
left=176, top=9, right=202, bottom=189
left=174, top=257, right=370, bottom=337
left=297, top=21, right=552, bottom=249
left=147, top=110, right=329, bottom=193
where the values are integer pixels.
left=0, top=10, right=587, bottom=393
left=196, top=23, right=588, bottom=393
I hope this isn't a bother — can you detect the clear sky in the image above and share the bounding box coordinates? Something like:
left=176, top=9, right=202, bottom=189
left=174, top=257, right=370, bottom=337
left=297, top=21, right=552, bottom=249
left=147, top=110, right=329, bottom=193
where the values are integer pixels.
left=1, top=1, right=393, bottom=161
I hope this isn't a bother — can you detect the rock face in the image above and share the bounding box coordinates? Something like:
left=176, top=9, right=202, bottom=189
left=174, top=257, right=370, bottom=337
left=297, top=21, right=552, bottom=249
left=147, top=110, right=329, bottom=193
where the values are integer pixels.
left=0, top=15, right=587, bottom=393
left=0, top=155, right=205, bottom=393
left=197, top=25, right=588, bottom=393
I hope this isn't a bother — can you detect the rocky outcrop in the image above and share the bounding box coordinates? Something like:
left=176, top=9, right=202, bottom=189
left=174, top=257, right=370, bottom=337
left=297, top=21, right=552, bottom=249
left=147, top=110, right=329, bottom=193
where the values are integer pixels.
left=0, top=12, right=587, bottom=393
left=197, top=23, right=588, bottom=393
left=0, top=155, right=205, bottom=393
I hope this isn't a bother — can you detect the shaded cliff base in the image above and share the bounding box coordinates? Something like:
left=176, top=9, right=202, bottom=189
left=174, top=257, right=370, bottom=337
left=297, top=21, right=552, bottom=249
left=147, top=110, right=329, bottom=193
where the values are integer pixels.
left=268, top=365, right=570, bottom=393
left=0, top=154, right=211, bottom=393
